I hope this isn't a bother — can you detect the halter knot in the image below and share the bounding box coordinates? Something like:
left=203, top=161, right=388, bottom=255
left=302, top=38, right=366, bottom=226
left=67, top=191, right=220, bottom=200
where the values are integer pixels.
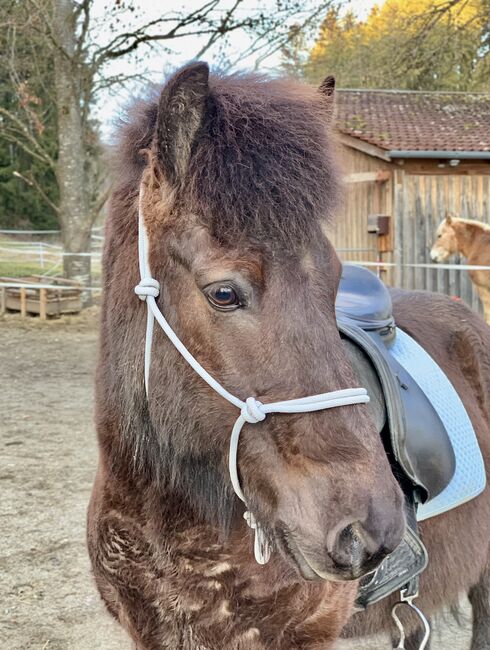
left=241, top=397, right=266, bottom=424
left=134, top=277, right=160, bottom=301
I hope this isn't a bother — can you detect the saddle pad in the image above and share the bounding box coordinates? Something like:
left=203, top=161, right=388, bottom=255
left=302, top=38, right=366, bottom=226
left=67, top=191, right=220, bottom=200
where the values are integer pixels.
left=389, top=329, right=486, bottom=521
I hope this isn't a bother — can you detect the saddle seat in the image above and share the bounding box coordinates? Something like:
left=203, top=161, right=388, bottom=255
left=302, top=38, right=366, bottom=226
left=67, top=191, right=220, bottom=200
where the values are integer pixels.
left=335, top=263, right=395, bottom=331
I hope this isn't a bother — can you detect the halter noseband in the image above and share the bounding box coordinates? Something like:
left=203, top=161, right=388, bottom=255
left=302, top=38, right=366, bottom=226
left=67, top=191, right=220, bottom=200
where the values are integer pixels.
left=134, top=190, right=370, bottom=564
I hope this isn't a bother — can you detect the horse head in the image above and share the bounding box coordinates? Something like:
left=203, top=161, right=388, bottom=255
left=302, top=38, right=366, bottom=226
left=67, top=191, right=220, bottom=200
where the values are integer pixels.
left=430, top=214, right=459, bottom=262
left=105, top=62, right=405, bottom=583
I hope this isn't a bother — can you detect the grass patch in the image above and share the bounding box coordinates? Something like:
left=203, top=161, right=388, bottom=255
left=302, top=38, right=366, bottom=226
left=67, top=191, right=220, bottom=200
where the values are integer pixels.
left=0, top=260, right=45, bottom=278
left=0, top=260, right=101, bottom=282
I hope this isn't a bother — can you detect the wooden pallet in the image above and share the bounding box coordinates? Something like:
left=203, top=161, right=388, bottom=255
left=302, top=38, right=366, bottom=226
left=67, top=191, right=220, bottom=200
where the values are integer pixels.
left=0, top=275, right=83, bottom=319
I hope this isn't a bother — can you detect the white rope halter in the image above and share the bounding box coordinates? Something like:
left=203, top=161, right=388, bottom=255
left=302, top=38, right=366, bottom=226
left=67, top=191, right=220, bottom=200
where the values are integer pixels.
left=134, top=189, right=370, bottom=564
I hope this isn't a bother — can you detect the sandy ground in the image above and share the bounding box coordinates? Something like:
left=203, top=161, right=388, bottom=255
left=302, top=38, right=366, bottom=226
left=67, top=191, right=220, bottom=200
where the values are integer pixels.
left=0, top=312, right=473, bottom=649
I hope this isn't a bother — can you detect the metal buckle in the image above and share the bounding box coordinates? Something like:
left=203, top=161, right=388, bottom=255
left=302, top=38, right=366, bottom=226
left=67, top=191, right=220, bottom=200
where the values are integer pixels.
left=391, top=588, right=430, bottom=649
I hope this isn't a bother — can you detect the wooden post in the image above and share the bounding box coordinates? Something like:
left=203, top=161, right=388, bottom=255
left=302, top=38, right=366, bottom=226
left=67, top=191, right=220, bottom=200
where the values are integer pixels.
left=0, top=287, right=5, bottom=316
left=39, top=288, right=47, bottom=320
left=20, top=288, right=27, bottom=317
left=393, top=168, right=406, bottom=289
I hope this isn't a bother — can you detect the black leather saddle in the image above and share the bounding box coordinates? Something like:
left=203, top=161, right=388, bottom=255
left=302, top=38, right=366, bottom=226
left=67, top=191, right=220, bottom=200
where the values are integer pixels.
left=336, top=264, right=455, bottom=503
left=335, top=264, right=456, bottom=609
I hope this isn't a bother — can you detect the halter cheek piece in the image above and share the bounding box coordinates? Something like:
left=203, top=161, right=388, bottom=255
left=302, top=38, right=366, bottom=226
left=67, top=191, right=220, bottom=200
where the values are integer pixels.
left=134, top=189, right=370, bottom=564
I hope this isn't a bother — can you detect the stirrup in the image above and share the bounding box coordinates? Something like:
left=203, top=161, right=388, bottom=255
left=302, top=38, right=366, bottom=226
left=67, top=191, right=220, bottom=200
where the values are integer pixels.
left=392, top=587, right=430, bottom=650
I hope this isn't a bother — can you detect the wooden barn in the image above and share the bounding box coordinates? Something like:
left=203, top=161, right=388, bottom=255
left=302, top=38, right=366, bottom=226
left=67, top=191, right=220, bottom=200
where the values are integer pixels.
left=331, top=89, right=490, bottom=312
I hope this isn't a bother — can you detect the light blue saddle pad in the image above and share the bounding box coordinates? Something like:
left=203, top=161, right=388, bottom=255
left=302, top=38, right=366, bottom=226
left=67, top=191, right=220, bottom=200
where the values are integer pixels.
left=389, top=329, right=486, bottom=521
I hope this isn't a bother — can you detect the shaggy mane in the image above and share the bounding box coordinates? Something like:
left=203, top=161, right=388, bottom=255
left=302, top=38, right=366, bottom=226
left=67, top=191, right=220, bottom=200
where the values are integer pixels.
left=452, top=217, right=490, bottom=232
left=113, top=70, right=340, bottom=249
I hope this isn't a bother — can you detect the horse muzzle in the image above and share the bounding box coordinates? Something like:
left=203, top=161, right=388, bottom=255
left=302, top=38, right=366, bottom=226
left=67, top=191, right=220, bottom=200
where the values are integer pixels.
left=429, top=248, right=447, bottom=263
left=275, top=497, right=406, bottom=582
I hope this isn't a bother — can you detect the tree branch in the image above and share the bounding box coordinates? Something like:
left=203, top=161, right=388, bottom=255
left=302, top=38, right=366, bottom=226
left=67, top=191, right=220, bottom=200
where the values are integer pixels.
left=91, top=0, right=248, bottom=65
left=194, top=0, right=245, bottom=59
left=0, top=105, right=54, bottom=165
left=12, top=170, right=60, bottom=214
left=76, top=0, right=91, bottom=54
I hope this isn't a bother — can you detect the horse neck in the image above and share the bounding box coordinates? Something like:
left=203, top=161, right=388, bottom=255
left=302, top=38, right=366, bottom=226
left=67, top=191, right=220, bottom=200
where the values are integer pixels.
left=453, top=221, right=481, bottom=259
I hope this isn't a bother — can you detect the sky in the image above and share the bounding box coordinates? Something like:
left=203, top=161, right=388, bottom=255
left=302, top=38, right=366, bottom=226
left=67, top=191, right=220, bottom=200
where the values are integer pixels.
left=94, top=0, right=379, bottom=139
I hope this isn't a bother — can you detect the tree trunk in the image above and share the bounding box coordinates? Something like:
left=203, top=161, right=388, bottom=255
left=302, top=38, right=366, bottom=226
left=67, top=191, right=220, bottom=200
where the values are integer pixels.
left=52, top=0, right=92, bottom=299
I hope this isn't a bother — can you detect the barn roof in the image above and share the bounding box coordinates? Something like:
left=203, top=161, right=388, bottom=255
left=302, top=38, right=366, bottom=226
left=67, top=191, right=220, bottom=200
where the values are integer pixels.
left=335, top=89, right=490, bottom=155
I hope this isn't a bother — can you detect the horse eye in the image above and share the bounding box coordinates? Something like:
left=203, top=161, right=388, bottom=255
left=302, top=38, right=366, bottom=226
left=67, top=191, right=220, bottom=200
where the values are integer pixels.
left=204, top=284, right=242, bottom=311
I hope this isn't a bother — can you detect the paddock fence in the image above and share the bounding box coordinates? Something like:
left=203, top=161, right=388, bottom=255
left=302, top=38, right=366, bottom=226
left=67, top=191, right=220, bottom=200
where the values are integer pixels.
left=0, top=227, right=103, bottom=318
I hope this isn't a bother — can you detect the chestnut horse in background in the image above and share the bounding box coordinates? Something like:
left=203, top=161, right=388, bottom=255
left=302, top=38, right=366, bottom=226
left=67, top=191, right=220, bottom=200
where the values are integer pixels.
left=88, top=63, right=490, bottom=650
left=431, top=215, right=490, bottom=323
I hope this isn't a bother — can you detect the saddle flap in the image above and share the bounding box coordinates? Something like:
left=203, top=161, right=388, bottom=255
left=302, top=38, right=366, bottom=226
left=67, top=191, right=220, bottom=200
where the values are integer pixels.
left=341, top=323, right=456, bottom=503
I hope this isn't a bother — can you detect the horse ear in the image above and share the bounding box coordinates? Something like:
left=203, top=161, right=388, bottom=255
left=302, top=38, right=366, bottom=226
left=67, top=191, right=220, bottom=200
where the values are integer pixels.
left=155, top=61, right=210, bottom=184
left=446, top=213, right=453, bottom=225
left=318, top=75, right=336, bottom=120
left=319, top=75, right=335, bottom=97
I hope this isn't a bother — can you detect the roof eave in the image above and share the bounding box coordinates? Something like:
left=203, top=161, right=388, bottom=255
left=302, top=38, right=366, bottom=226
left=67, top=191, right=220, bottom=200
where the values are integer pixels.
left=388, top=150, right=490, bottom=160
left=337, top=133, right=392, bottom=162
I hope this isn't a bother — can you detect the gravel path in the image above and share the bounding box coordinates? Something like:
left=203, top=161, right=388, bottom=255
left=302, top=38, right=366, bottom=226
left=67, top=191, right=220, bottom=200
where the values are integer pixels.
left=0, top=313, right=472, bottom=649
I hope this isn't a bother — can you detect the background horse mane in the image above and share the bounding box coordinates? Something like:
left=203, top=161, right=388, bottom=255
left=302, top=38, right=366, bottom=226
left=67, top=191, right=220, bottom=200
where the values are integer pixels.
left=446, top=216, right=490, bottom=232
left=113, top=71, right=339, bottom=250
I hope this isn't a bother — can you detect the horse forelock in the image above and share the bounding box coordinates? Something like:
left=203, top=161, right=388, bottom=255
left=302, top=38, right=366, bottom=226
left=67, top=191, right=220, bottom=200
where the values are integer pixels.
left=112, top=71, right=340, bottom=251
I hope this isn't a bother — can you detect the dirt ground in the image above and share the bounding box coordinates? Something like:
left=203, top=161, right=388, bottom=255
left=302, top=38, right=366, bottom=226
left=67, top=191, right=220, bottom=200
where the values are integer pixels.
left=0, top=312, right=473, bottom=649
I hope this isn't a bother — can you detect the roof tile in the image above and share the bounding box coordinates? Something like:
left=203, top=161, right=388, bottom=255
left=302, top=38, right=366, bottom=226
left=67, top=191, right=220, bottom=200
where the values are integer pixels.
left=335, top=90, right=490, bottom=152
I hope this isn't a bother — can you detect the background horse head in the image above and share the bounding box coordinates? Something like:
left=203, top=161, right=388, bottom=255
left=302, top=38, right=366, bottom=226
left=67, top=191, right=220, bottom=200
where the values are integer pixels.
left=430, top=214, right=466, bottom=262
left=430, top=214, right=490, bottom=322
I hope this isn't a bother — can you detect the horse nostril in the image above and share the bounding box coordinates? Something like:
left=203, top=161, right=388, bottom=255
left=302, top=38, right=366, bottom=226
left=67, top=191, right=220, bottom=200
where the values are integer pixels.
left=329, top=522, right=390, bottom=575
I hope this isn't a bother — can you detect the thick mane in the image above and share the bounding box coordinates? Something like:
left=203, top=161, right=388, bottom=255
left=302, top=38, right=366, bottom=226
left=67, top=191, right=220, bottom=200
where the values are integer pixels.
left=452, top=217, right=490, bottom=232
left=113, top=71, right=339, bottom=249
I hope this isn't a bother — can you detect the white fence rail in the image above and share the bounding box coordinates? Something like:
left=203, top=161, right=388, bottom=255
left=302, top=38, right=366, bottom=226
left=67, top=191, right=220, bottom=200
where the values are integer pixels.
left=0, top=229, right=103, bottom=276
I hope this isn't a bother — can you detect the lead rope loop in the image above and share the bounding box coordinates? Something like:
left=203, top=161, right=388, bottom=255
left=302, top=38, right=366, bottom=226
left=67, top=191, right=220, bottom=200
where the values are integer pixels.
left=134, top=186, right=370, bottom=565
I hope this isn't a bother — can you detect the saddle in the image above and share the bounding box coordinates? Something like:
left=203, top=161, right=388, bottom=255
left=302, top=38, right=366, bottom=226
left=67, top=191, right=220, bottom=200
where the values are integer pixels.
left=335, top=264, right=456, bottom=609
left=336, top=265, right=456, bottom=503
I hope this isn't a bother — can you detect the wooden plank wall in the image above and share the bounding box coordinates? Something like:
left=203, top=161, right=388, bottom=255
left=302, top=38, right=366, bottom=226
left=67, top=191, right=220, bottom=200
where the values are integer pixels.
left=395, top=171, right=490, bottom=313
left=328, top=146, right=393, bottom=267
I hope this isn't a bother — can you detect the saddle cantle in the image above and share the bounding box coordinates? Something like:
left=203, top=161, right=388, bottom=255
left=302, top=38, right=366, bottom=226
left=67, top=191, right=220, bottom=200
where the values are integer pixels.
left=336, top=264, right=456, bottom=503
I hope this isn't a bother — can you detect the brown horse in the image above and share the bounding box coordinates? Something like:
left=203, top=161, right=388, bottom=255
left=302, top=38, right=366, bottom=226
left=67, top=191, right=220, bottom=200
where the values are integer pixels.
left=430, top=215, right=490, bottom=323
left=88, top=63, right=490, bottom=649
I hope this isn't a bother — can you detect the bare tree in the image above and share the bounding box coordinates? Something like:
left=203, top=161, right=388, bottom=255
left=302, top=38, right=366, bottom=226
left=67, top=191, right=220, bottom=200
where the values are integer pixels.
left=0, top=0, right=334, bottom=288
